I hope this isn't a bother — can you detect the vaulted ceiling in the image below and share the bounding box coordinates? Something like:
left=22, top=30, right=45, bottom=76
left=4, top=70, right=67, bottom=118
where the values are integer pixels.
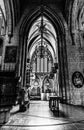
left=19, top=0, right=67, bottom=17
left=16, top=0, right=68, bottom=61
left=2, top=0, right=68, bottom=29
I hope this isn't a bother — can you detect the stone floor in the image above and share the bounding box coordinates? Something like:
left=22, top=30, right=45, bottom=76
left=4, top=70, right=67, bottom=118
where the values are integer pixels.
left=1, top=101, right=84, bottom=130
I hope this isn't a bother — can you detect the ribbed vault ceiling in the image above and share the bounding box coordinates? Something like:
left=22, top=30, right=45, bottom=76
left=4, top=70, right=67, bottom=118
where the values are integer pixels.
left=28, top=16, right=57, bottom=61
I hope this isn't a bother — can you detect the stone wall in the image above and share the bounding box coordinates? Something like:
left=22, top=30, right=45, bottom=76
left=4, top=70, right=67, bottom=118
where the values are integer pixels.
left=66, top=0, right=84, bottom=105
left=67, top=45, right=84, bottom=105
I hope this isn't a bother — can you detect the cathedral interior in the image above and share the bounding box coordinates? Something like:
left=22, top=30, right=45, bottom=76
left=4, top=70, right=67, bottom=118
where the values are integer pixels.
left=1, top=0, right=84, bottom=129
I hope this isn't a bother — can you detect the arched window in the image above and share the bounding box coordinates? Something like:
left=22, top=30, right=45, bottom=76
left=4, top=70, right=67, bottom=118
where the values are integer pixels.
left=31, top=46, right=53, bottom=73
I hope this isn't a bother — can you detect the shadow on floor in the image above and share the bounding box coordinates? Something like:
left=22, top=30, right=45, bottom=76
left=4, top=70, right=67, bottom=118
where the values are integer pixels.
left=52, top=110, right=69, bottom=118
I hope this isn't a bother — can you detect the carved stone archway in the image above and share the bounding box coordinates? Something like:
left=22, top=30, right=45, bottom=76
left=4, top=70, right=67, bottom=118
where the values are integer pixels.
left=18, top=5, right=69, bottom=102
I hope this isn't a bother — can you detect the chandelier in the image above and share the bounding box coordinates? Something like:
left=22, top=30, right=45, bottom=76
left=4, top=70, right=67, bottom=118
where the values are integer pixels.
left=39, top=6, right=45, bottom=58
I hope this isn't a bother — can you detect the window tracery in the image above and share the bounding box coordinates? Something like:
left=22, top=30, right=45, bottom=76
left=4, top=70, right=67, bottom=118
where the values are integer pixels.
left=31, top=46, right=53, bottom=73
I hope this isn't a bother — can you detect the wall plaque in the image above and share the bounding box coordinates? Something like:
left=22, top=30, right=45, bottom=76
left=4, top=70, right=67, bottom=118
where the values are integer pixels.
left=72, top=71, right=84, bottom=88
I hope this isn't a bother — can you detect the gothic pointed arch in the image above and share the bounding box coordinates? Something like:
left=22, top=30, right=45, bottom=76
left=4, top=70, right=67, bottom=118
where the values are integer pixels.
left=18, top=5, right=69, bottom=101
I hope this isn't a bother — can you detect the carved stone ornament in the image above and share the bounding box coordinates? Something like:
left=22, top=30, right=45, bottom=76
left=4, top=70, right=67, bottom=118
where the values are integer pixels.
left=72, top=71, right=84, bottom=88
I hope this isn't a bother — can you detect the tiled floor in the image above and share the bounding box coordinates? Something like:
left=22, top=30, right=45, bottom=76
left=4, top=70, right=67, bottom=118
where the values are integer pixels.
left=1, top=101, right=84, bottom=130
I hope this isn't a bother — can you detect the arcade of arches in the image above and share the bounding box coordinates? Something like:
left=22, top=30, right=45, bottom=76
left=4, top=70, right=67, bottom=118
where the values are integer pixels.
left=1, top=0, right=84, bottom=128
